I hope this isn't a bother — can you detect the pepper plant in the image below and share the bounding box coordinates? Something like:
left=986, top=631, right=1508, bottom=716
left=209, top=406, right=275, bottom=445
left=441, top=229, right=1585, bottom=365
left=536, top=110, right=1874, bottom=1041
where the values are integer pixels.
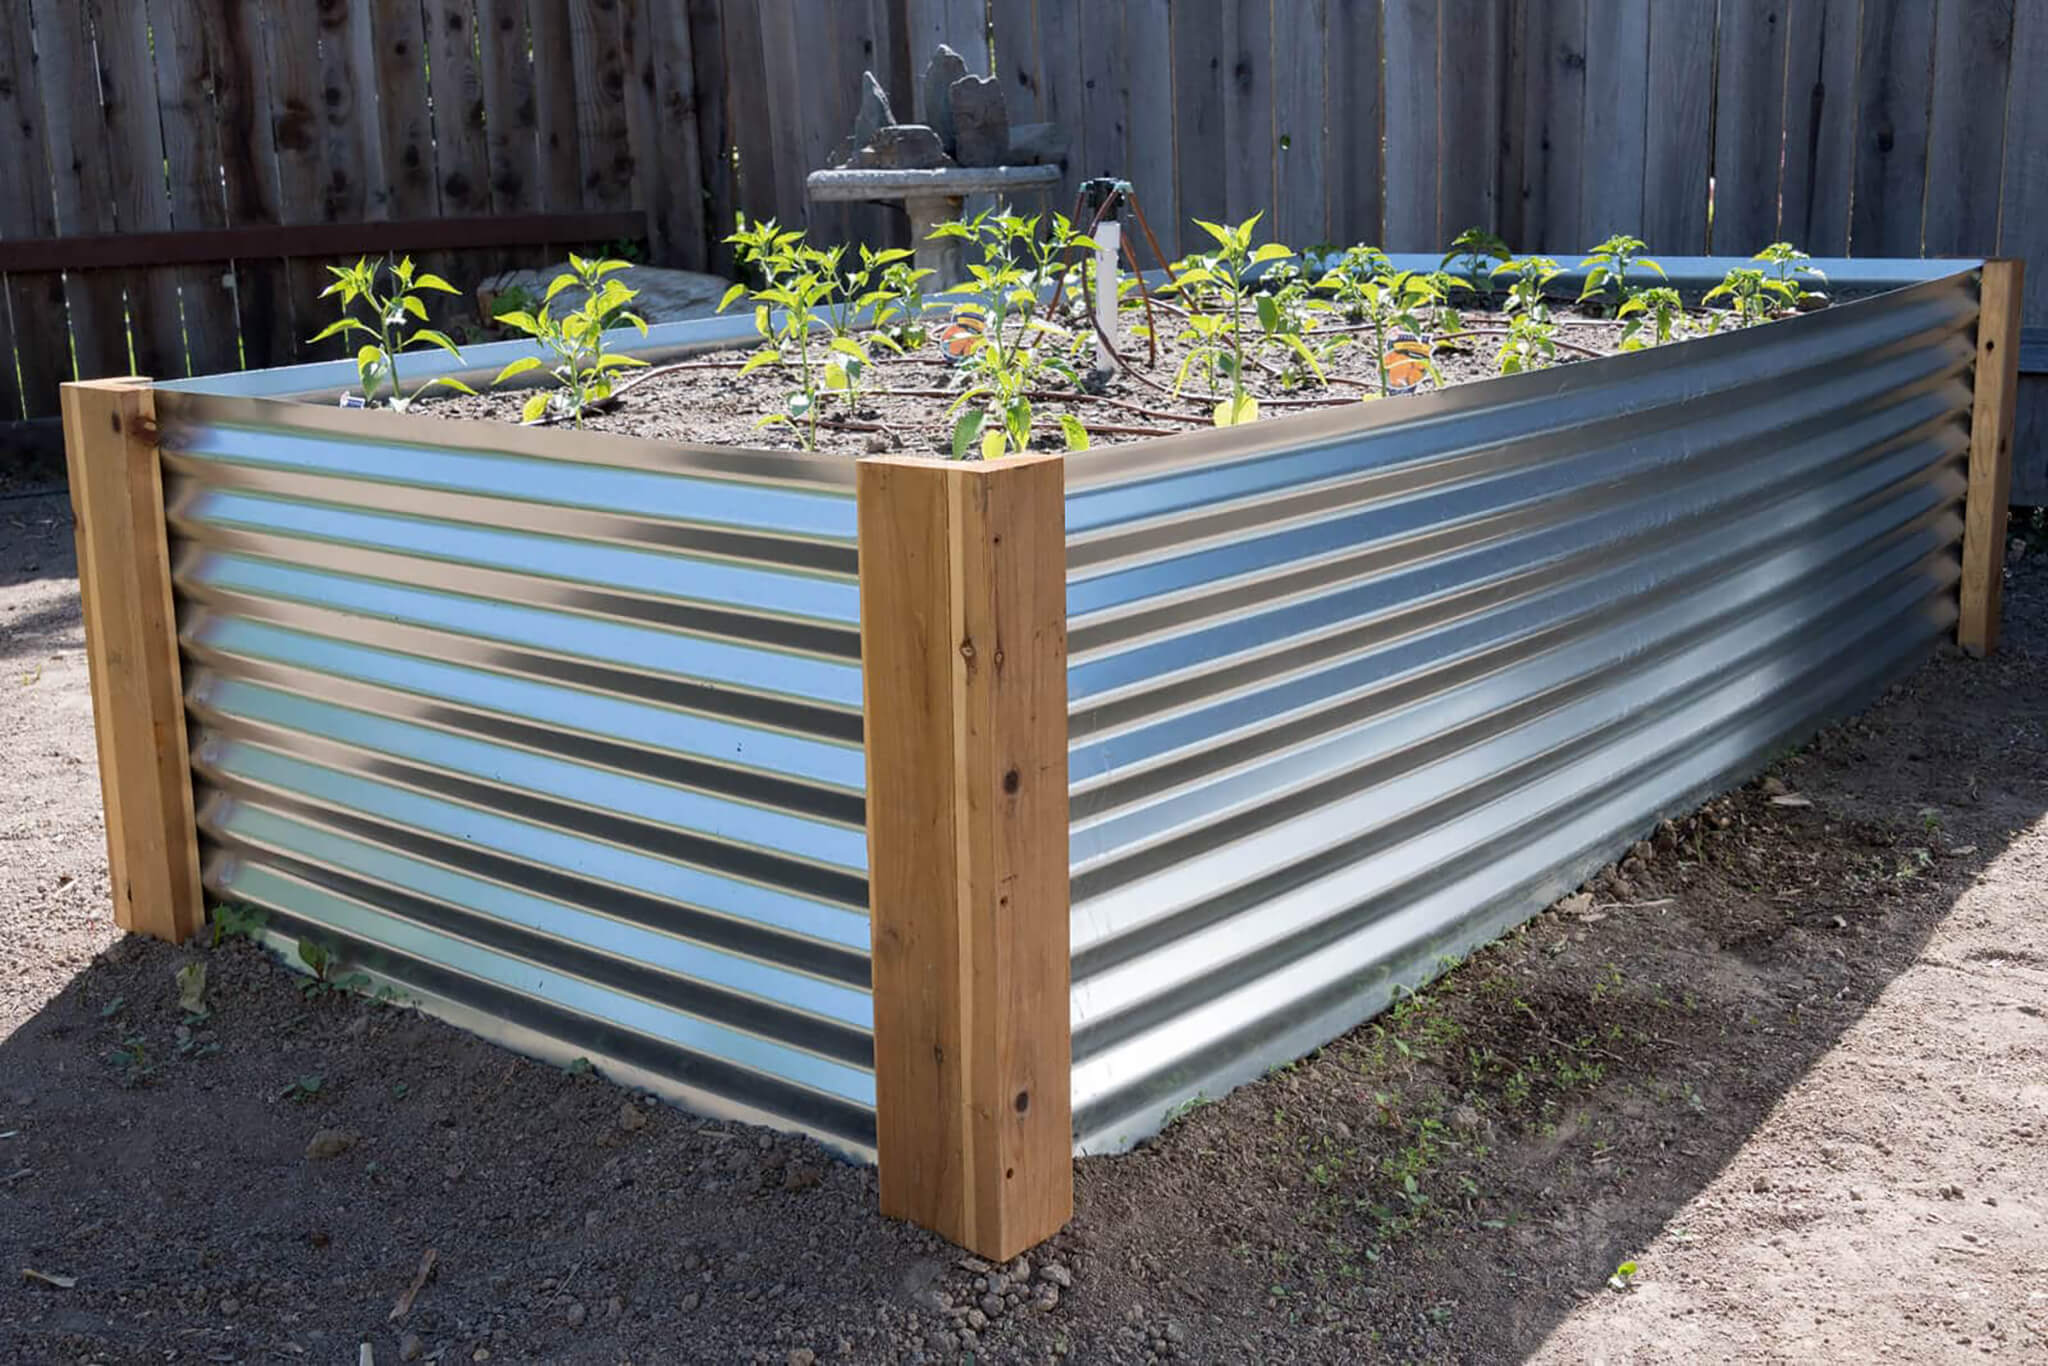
left=1578, top=234, right=1664, bottom=309
left=929, top=212, right=1096, bottom=456
left=311, top=255, right=473, bottom=410
left=1495, top=312, right=1559, bottom=374
left=1316, top=247, right=1445, bottom=396
left=720, top=218, right=844, bottom=449
left=1492, top=255, right=1565, bottom=318
left=1441, top=227, right=1512, bottom=295
left=1617, top=285, right=1686, bottom=350
left=489, top=255, right=649, bottom=426
left=1163, top=213, right=1295, bottom=425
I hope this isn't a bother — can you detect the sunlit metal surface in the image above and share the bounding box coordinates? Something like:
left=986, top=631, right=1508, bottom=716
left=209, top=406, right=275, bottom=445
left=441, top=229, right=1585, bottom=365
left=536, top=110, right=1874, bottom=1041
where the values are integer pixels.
left=154, top=392, right=876, bottom=1157
left=1063, top=267, right=1982, bottom=1153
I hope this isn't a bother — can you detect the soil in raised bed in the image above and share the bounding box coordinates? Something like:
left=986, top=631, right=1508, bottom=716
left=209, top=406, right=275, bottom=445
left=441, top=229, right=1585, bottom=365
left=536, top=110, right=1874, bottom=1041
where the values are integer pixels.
left=418, top=299, right=1669, bottom=455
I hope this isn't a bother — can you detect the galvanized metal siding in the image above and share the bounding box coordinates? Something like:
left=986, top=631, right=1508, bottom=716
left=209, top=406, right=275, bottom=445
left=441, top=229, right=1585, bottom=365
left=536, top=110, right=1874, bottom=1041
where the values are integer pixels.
left=1063, top=270, right=1981, bottom=1153
left=154, top=395, right=877, bottom=1156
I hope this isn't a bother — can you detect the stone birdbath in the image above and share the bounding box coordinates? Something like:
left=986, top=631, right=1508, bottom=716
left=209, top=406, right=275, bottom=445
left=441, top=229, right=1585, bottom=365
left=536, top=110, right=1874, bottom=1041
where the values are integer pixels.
left=805, top=46, right=1065, bottom=288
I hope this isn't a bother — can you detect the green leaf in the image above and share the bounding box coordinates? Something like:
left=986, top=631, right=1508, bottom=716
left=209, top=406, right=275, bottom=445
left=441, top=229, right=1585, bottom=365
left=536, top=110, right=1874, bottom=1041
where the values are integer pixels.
left=521, top=391, right=552, bottom=423
left=717, top=282, right=749, bottom=313
left=981, top=424, right=1006, bottom=460
left=951, top=408, right=985, bottom=459
left=492, top=356, right=544, bottom=385
left=309, top=317, right=369, bottom=343
left=422, top=376, right=476, bottom=396
left=412, top=273, right=458, bottom=294
left=494, top=309, right=540, bottom=336
left=1256, top=294, right=1282, bottom=334
left=1250, top=242, right=1294, bottom=264
left=1005, top=397, right=1032, bottom=451
left=823, top=361, right=850, bottom=392
left=400, top=294, right=428, bottom=321
left=1213, top=393, right=1259, bottom=426
left=1193, top=218, right=1234, bottom=249
left=829, top=335, right=867, bottom=362
left=739, top=348, right=781, bottom=376
left=595, top=353, right=647, bottom=371
left=410, top=328, right=464, bottom=358
left=1058, top=413, right=1091, bottom=451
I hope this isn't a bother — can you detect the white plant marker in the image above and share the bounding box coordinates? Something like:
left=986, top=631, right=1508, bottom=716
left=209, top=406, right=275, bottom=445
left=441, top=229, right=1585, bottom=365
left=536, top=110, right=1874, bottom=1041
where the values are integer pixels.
left=1093, top=217, right=1121, bottom=376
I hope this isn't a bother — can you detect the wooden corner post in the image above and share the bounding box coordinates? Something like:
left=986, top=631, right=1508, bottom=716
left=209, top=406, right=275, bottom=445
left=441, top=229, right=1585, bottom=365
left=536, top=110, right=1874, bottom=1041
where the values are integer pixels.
left=1959, top=259, right=2024, bottom=656
left=59, top=377, right=204, bottom=942
left=857, top=451, right=1072, bottom=1260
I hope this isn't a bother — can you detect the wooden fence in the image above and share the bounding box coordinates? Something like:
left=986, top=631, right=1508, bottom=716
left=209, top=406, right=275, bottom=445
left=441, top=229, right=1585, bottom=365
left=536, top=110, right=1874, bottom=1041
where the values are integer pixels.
left=5, top=0, right=2046, bottom=498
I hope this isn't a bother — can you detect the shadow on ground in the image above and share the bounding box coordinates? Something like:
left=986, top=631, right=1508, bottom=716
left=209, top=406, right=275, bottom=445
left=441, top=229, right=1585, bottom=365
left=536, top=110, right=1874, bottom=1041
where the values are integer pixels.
left=1, top=517, right=2043, bottom=1364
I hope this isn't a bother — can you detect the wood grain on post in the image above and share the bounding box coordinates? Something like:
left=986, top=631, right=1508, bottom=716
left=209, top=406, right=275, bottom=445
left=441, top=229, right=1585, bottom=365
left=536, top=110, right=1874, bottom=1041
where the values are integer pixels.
left=857, top=451, right=1072, bottom=1261
left=59, top=378, right=204, bottom=942
left=1959, top=259, right=2024, bottom=657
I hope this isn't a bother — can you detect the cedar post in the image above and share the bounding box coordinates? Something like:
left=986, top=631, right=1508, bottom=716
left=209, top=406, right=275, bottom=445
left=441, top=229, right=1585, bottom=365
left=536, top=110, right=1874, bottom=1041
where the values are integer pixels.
left=857, top=451, right=1072, bottom=1260
left=59, top=377, right=204, bottom=942
left=1958, top=259, right=2024, bottom=657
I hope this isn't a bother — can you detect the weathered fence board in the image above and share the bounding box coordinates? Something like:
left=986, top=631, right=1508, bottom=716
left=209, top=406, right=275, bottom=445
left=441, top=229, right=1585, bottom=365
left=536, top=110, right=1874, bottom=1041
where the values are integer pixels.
left=0, top=0, right=65, bottom=422
left=1437, top=0, right=1505, bottom=242
left=1922, top=0, right=2015, bottom=259
left=1850, top=0, right=1936, bottom=259
left=1712, top=0, right=1790, bottom=256
left=1382, top=0, right=1440, bottom=251
left=1323, top=0, right=1383, bottom=248
left=1640, top=0, right=1713, bottom=254
left=1779, top=0, right=1859, bottom=255
left=1272, top=0, right=1329, bottom=248
left=1578, top=0, right=1648, bottom=246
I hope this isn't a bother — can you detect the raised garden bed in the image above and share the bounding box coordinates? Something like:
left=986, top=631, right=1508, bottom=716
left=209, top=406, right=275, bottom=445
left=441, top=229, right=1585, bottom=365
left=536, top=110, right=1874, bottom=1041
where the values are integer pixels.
left=62, top=219, right=2022, bottom=1259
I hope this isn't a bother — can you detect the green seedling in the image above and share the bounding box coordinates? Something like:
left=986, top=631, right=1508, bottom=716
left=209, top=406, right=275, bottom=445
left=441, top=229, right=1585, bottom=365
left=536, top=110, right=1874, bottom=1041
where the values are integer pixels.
left=1617, top=286, right=1686, bottom=350
left=720, top=218, right=849, bottom=450
left=210, top=901, right=268, bottom=948
left=1607, top=1259, right=1640, bottom=1291
left=1441, top=227, right=1513, bottom=293
left=1579, top=234, right=1664, bottom=308
left=1491, top=256, right=1565, bottom=319
left=311, top=255, right=474, bottom=410
left=1496, top=311, right=1559, bottom=374
left=490, top=254, right=650, bottom=426
left=175, top=961, right=208, bottom=1019
left=1316, top=246, right=1445, bottom=396
left=1162, top=213, right=1294, bottom=425
left=930, top=211, right=1096, bottom=455
left=1705, top=243, right=1825, bottom=327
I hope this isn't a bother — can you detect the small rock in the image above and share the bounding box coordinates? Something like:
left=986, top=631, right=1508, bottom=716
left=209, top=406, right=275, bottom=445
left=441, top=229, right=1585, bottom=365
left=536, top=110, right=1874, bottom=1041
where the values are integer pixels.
left=783, top=1163, right=823, bottom=1192
left=1009, top=1257, right=1031, bottom=1282
left=1450, top=1104, right=1483, bottom=1132
left=472, top=1351, right=490, bottom=1363
left=1751, top=1174, right=1771, bottom=1193
left=1940, top=1183, right=1965, bottom=1201
left=966, top=1308, right=988, bottom=1331
left=852, top=124, right=952, bottom=170
left=564, top=1301, right=587, bottom=1327
left=680, top=1291, right=701, bottom=1312
left=1557, top=892, right=1596, bottom=917
left=606, top=1295, right=623, bottom=1320
left=920, top=44, right=969, bottom=154
left=1036, top=1285, right=1061, bottom=1312
left=1849, top=1188, right=1864, bottom=1201
left=1761, top=775, right=1788, bottom=796
left=788, top=1351, right=816, bottom=1366
left=1630, top=840, right=1655, bottom=864
left=980, top=1292, right=1004, bottom=1318
left=682, top=1252, right=703, bottom=1272
left=618, top=1103, right=647, bottom=1133
left=400, top=1334, right=424, bottom=1362
left=220, top=1297, right=241, bottom=1317
left=852, top=71, right=896, bottom=148
left=305, top=1129, right=359, bottom=1161
left=949, top=74, right=1008, bottom=166
left=1039, top=1262, right=1073, bottom=1289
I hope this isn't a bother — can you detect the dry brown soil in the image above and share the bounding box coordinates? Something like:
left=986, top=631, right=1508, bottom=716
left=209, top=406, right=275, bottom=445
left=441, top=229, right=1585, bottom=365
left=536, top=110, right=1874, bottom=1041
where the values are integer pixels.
left=2, top=485, right=2045, bottom=1364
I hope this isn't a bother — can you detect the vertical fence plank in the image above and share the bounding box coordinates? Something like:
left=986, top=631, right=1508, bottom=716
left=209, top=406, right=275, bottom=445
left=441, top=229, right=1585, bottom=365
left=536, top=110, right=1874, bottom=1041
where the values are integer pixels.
left=529, top=0, right=587, bottom=214
left=1437, top=0, right=1505, bottom=246
left=1382, top=0, right=1440, bottom=251
left=88, top=1, right=185, bottom=379
left=1579, top=0, right=1649, bottom=245
left=37, top=5, right=133, bottom=381
left=1849, top=0, right=1936, bottom=257
left=1959, top=261, right=2024, bottom=653
left=1221, top=0, right=1274, bottom=231
left=2000, top=0, right=2048, bottom=504
left=152, top=0, right=242, bottom=380
left=747, top=0, right=816, bottom=230
left=620, top=0, right=709, bottom=268
left=423, top=0, right=496, bottom=230
left=60, top=378, right=206, bottom=944
left=719, top=0, right=782, bottom=229
left=1077, top=1, right=1128, bottom=185
left=571, top=0, right=641, bottom=215
left=1169, top=2, right=1228, bottom=253
left=370, top=0, right=440, bottom=221
left=1273, top=0, right=1329, bottom=246
left=477, top=0, right=543, bottom=222
left=0, top=0, right=65, bottom=417
left=685, top=0, right=737, bottom=272
left=1640, top=0, right=1713, bottom=253
left=218, top=0, right=293, bottom=369
left=1323, top=0, right=1383, bottom=248
left=323, top=1, right=387, bottom=222
left=1514, top=0, right=1586, bottom=253
left=1123, top=0, right=1177, bottom=238
left=991, top=0, right=1041, bottom=120
left=906, top=0, right=988, bottom=79
left=1035, top=0, right=1085, bottom=214
left=261, top=5, right=332, bottom=362
left=1779, top=0, right=1859, bottom=255
left=1712, top=0, right=1791, bottom=255
left=859, top=449, right=1072, bottom=1263
left=1923, top=0, right=2015, bottom=258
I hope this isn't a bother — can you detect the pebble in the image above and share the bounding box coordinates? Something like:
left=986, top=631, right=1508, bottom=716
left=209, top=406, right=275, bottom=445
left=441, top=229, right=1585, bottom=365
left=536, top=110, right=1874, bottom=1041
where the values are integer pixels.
left=681, top=1291, right=701, bottom=1312
left=618, top=1103, right=648, bottom=1132
left=966, top=1309, right=988, bottom=1331
left=682, top=1252, right=703, bottom=1272
left=564, top=1301, right=587, bottom=1327
left=1040, top=1262, right=1073, bottom=1289
left=980, top=1293, right=1004, bottom=1318
left=400, top=1334, right=424, bottom=1362
left=305, top=1129, right=359, bottom=1160
left=787, top=1351, right=816, bottom=1366
left=1036, top=1286, right=1061, bottom=1312
left=220, top=1297, right=241, bottom=1317
left=606, top=1295, right=624, bottom=1320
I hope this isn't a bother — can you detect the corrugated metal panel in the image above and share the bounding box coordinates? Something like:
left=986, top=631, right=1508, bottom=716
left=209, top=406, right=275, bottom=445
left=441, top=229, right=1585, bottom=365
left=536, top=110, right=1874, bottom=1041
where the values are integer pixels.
left=1063, top=268, right=1982, bottom=1153
left=153, top=394, right=877, bottom=1157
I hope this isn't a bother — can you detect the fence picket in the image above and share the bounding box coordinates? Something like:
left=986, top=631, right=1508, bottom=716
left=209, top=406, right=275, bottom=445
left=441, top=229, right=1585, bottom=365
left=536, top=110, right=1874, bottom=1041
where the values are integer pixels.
left=1437, top=0, right=1506, bottom=247
left=1578, top=0, right=1648, bottom=246
left=1323, top=0, right=1383, bottom=249
left=216, top=0, right=293, bottom=371
left=1640, top=0, right=1712, bottom=253
left=1382, top=0, right=1440, bottom=251
left=0, top=0, right=64, bottom=417
left=1779, top=0, right=1859, bottom=256
left=1273, top=0, right=1329, bottom=248
left=1849, top=0, right=1937, bottom=258
left=1923, top=0, right=2016, bottom=258
left=1712, top=0, right=1791, bottom=256
left=151, top=0, right=242, bottom=381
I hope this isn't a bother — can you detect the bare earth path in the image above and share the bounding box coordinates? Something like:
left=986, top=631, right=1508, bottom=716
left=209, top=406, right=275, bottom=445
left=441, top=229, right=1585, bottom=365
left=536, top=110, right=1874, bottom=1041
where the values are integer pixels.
left=2, top=481, right=2044, bottom=1364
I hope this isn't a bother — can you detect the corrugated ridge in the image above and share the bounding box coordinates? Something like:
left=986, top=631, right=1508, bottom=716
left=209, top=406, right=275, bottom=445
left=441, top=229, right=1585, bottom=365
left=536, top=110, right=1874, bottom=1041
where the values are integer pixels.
left=1065, top=270, right=1980, bottom=1153
left=156, top=391, right=876, bottom=1157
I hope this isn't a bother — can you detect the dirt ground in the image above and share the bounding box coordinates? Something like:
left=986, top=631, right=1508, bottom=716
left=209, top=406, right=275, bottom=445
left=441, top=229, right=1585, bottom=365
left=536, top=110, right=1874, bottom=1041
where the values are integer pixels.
left=2, top=482, right=2045, bottom=1365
